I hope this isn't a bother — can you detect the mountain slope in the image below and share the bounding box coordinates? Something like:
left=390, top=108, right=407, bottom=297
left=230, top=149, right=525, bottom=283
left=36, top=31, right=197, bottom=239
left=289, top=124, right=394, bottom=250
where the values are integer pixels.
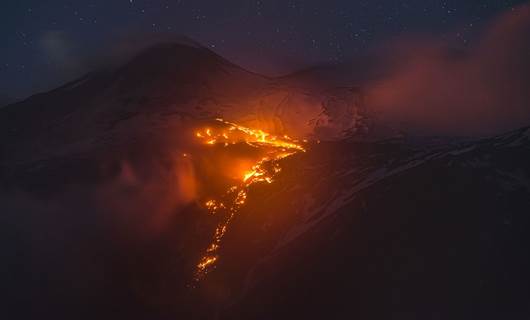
left=218, top=126, right=530, bottom=319
left=2, top=41, right=530, bottom=320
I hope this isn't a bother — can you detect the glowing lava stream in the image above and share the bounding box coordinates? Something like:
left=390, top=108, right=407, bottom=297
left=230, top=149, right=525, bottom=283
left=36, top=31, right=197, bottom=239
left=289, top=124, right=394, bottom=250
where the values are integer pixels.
left=193, top=119, right=306, bottom=281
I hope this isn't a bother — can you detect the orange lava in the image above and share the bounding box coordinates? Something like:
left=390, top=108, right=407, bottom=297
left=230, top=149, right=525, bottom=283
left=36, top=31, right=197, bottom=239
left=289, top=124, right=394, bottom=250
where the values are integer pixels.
left=192, top=119, right=305, bottom=281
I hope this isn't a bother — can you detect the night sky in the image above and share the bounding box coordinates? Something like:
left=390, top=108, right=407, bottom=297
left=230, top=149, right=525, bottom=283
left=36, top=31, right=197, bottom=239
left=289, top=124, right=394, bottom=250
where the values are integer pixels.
left=1, top=0, right=527, bottom=100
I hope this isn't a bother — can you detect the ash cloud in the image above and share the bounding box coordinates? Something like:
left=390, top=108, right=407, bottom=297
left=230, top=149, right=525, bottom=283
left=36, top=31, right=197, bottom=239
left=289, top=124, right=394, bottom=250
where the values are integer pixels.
left=365, top=4, right=530, bottom=136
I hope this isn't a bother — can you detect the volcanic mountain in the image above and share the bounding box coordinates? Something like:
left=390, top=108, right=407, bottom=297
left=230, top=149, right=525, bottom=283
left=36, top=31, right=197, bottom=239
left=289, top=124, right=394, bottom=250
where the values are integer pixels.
left=2, top=42, right=530, bottom=320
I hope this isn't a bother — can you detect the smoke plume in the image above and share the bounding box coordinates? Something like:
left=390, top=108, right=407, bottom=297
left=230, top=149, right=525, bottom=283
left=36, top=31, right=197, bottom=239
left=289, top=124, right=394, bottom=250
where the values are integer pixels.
left=366, top=4, right=530, bottom=136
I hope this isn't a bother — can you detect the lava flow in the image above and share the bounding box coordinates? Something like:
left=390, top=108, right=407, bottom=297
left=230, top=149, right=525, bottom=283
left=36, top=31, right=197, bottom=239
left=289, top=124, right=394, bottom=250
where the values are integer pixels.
left=193, top=119, right=306, bottom=281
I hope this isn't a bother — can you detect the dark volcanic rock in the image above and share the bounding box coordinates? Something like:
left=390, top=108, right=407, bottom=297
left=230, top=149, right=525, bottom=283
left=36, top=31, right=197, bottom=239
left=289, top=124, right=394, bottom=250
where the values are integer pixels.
left=219, top=126, right=530, bottom=319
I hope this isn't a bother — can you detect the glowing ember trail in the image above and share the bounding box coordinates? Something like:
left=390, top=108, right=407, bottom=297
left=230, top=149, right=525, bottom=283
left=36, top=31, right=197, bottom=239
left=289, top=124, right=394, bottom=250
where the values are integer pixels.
left=193, top=119, right=306, bottom=281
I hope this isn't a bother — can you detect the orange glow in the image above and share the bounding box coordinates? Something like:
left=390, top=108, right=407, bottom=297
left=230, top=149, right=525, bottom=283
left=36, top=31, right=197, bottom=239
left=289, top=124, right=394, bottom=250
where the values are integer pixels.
left=243, top=170, right=257, bottom=182
left=205, top=200, right=216, bottom=209
left=175, top=157, right=197, bottom=204
left=195, top=118, right=305, bottom=153
left=193, top=119, right=306, bottom=281
left=197, top=256, right=217, bottom=270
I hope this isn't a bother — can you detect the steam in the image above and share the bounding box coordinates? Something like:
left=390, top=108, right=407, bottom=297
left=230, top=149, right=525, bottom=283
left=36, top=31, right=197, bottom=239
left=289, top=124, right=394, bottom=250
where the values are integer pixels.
left=1, top=152, right=204, bottom=317
left=366, top=4, right=530, bottom=136
left=97, top=154, right=198, bottom=236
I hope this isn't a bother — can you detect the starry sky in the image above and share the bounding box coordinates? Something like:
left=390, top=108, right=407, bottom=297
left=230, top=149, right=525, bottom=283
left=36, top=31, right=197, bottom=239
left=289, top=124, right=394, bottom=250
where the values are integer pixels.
left=1, top=0, right=527, bottom=101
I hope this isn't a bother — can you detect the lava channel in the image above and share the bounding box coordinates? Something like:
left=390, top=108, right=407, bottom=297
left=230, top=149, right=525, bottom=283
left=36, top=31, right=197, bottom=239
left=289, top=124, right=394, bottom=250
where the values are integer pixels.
left=192, top=118, right=306, bottom=281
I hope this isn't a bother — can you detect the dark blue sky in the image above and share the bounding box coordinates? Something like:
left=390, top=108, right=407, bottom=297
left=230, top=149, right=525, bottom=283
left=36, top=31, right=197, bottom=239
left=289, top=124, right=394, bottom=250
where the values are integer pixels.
left=1, top=0, right=527, bottom=100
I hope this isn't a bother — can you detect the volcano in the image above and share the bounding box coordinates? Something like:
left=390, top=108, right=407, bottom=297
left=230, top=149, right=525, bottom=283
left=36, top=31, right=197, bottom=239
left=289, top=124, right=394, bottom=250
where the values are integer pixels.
left=2, top=42, right=530, bottom=320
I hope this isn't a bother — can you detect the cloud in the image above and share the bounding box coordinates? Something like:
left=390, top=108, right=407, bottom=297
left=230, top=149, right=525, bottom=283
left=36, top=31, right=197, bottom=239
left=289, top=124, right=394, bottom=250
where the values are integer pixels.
left=365, top=4, right=530, bottom=136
